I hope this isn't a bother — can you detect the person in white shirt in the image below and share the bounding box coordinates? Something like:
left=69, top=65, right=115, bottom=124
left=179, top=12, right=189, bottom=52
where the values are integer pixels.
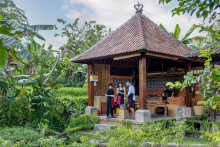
left=125, top=81, right=135, bottom=120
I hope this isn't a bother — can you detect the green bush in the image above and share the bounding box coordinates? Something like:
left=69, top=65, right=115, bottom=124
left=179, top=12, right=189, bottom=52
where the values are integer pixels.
left=55, top=87, right=87, bottom=97
left=48, top=96, right=88, bottom=132
left=38, top=136, right=66, bottom=147
left=49, top=116, right=69, bottom=133
left=67, top=124, right=95, bottom=133
left=54, top=96, right=88, bottom=111
left=0, top=127, right=43, bottom=143
left=0, top=98, right=51, bottom=127
left=0, top=137, right=25, bottom=147
left=69, top=114, right=98, bottom=128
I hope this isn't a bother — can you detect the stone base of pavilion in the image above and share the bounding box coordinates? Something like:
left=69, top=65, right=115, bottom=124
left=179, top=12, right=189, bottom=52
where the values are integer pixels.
left=98, top=113, right=196, bottom=126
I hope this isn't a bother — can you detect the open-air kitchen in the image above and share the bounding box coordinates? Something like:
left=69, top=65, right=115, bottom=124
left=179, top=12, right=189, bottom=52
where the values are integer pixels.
left=69, top=9, right=204, bottom=121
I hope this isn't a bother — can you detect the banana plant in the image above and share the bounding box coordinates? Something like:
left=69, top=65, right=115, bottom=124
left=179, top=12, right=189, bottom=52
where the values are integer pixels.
left=189, top=36, right=211, bottom=50
left=29, top=36, right=45, bottom=54
left=159, top=23, right=200, bottom=45
left=0, top=19, right=57, bottom=67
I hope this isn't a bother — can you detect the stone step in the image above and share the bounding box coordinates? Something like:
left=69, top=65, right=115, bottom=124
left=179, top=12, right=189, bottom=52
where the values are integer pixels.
left=94, top=124, right=117, bottom=131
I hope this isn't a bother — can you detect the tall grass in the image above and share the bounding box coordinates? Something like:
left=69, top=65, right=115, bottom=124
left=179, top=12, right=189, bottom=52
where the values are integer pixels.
left=55, top=87, right=87, bottom=97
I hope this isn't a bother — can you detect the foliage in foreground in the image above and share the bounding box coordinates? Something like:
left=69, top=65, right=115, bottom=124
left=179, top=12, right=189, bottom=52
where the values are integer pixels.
left=1, top=118, right=218, bottom=147
left=166, top=49, right=220, bottom=111
left=68, top=114, right=98, bottom=128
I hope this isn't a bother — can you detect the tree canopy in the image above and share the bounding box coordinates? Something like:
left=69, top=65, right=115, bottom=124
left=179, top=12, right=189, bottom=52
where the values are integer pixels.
left=159, top=0, right=220, bottom=23
left=0, top=0, right=28, bottom=23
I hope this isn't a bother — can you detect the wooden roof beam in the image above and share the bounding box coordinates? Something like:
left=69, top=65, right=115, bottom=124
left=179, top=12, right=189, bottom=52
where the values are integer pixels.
left=114, top=53, right=141, bottom=60
left=94, top=61, right=136, bottom=68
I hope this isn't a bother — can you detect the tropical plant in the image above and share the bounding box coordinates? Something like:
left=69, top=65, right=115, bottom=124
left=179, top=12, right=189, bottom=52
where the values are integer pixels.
left=159, top=0, right=220, bottom=120
left=159, top=0, right=219, bottom=23
left=159, top=0, right=220, bottom=42
left=0, top=16, right=57, bottom=101
left=159, top=23, right=199, bottom=44
left=0, top=1, right=57, bottom=69
left=201, top=120, right=220, bottom=146
left=166, top=49, right=220, bottom=120
left=189, top=36, right=211, bottom=50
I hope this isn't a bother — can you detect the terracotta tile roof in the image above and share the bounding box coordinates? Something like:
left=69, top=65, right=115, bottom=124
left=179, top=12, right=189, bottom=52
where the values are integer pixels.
left=185, top=41, right=220, bottom=57
left=70, top=13, right=194, bottom=62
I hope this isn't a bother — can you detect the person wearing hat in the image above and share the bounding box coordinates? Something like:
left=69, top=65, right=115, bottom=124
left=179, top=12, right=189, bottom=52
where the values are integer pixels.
left=105, top=83, right=116, bottom=119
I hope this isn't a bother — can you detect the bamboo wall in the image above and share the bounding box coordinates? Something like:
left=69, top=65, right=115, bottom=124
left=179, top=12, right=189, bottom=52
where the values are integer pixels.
left=94, top=64, right=110, bottom=96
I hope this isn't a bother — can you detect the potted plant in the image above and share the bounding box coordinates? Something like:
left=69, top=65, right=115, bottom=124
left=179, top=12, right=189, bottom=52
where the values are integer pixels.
left=193, top=99, right=205, bottom=116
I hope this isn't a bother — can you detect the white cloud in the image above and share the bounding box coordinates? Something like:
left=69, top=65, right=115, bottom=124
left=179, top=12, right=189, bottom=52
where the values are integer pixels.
left=46, top=36, right=68, bottom=45
left=44, top=44, right=60, bottom=51
left=61, top=5, right=70, bottom=11
left=65, top=8, right=95, bottom=22
left=63, top=0, right=208, bottom=39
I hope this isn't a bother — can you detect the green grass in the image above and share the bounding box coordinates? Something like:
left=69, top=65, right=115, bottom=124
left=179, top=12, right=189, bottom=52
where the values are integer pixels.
left=145, top=134, right=209, bottom=146
left=68, top=130, right=95, bottom=142
left=0, top=127, right=43, bottom=143
left=0, top=126, right=211, bottom=147
left=181, top=136, right=209, bottom=146
left=55, top=87, right=87, bottom=97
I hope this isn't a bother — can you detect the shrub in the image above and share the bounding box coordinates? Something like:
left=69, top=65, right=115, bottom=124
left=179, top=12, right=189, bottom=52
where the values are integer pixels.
left=0, top=137, right=25, bottom=147
left=0, top=97, right=52, bottom=127
left=67, top=124, right=95, bottom=133
left=49, top=116, right=69, bottom=133
left=201, top=121, right=220, bottom=146
left=0, top=127, right=43, bottom=143
left=38, top=136, right=66, bottom=147
left=69, top=114, right=98, bottom=128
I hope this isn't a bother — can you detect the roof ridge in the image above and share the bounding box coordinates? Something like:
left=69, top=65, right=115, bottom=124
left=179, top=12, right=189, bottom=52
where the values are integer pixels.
left=136, top=13, right=146, bottom=49
left=69, top=15, right=137, bottom=61
left=201, top=41, right=218, bottom=50
left=185, top=41, right=219, bottom=57
left=141, top=15, right=195, bottom=53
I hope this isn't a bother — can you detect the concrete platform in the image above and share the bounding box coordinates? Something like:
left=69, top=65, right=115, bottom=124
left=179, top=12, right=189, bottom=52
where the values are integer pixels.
left=85, top=106, right=98, bottom=114
left=98, top=113, right=175, bottom=125
left=94, top=124, right=117, bottom=131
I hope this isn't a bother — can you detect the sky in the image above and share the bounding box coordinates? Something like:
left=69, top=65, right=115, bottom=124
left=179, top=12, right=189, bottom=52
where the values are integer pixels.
left=14, top=0, right=208, bottom=51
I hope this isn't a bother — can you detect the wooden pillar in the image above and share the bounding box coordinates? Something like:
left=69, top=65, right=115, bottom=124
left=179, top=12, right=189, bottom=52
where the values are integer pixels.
left=139, top=55, right=146, bottom=109
left=185, top=61, right=192, bottom=107
left=88, top=61, right=94, bottom=106
left=135, top=67, right=139, bottom=95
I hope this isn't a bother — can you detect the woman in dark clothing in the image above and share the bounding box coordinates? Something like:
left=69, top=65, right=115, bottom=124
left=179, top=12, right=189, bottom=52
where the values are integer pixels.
left=116, top=82, right=126, bottom=115
left=105, top=83, right=116, bottom=119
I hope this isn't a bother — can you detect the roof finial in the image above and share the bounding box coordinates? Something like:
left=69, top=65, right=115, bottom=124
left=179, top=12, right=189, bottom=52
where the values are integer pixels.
left=134, top=2, right=143, bottom=14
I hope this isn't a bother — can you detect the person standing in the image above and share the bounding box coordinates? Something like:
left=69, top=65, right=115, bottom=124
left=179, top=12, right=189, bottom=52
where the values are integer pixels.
left=116, top=82, right=126, bottom=115
left=105, top=83, right=116, bottom=119
left=126, top=81, right=135, bottom=120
